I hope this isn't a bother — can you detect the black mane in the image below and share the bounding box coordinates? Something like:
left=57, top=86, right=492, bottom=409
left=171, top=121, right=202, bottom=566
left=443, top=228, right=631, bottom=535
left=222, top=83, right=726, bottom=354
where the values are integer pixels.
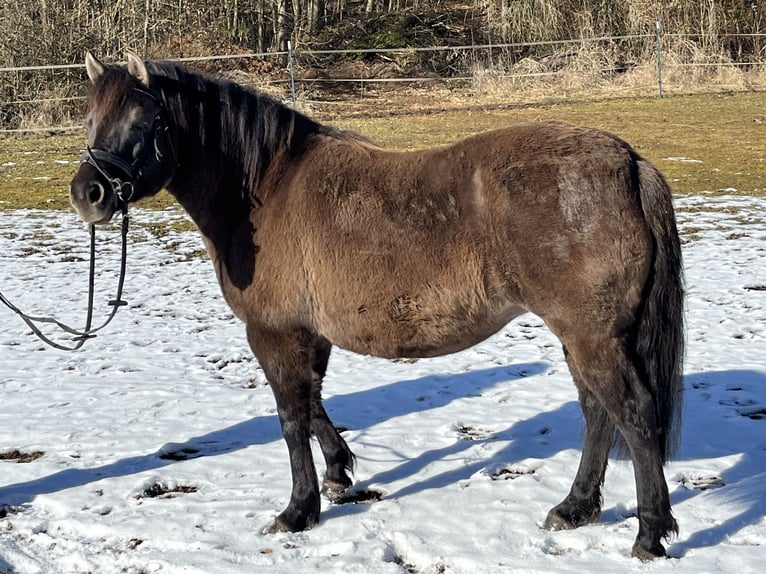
left=145, top=60, right=334, bottom=206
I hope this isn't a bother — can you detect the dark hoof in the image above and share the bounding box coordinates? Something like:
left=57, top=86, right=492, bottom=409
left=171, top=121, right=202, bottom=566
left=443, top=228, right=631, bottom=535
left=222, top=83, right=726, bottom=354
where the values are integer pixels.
left=631, top=514, right=678, bottom=559
left=263, top=509, right=318, bottom=534
left=322, top=478, right=351, bottom=503
left=631, top=542, right=667, bottom=561
left=544, top=506, right=600, bottom=531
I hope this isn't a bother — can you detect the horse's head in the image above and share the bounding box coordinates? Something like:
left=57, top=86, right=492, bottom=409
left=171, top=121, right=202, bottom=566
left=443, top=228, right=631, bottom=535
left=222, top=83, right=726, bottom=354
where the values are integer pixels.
left=70, top=52, right=175, bottom=224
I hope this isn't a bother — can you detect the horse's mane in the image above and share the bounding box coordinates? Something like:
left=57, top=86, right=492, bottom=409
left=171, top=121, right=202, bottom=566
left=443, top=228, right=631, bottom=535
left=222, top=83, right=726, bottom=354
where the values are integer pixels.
left=91, top=59, right=374, bottom=205
left=88, top=66, right=143, bottom=128
left=143, top=61, right=374, bottom=206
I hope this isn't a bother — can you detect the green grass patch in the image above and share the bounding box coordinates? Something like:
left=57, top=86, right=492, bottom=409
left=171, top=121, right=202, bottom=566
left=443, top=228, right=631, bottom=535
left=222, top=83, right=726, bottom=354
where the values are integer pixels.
left=2, top=92, right=763, bottom=216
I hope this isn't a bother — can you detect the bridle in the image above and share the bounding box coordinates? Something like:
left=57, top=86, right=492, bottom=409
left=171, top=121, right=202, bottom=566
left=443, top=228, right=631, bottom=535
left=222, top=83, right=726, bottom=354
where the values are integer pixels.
left=0, top=87, right=175, bottom=351
left=80, top=88, right=176, bottom=207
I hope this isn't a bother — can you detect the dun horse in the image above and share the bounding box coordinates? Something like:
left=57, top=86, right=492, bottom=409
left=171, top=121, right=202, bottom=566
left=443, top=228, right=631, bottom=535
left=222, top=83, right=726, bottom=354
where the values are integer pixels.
left=70, top=53, right=684, bottom=559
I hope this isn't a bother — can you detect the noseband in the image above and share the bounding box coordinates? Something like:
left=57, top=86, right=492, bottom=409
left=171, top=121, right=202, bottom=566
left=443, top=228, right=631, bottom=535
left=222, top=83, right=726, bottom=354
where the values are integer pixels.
left=80, top=88, right=175, bottom=205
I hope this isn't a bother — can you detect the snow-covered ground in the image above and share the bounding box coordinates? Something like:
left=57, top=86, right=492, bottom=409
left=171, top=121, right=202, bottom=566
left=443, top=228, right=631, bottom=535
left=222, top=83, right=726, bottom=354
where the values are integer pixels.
left=0, top=193, right=764, bottom=573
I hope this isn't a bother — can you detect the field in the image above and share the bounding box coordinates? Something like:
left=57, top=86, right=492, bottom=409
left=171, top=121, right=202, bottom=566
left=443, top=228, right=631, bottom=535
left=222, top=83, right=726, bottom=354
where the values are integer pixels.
left=1, top=93, right=765, bottom=573
left=1, top=92, right=765, bottom=215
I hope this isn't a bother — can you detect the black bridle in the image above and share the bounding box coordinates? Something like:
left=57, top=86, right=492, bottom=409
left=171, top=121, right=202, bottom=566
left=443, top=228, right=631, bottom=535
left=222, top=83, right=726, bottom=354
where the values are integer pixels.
left=0, top=88, right=175, bottom=351
left=80, top=88, right=176, bottom=208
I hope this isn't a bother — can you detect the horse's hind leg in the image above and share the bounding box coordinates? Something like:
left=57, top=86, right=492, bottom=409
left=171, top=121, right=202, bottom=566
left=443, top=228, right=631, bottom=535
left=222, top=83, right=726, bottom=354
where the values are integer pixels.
left=559, top=335, right=676, bottom=559
left=309, top=336, right=356, bottom=501
left=545, top=348, right=613, bottom=530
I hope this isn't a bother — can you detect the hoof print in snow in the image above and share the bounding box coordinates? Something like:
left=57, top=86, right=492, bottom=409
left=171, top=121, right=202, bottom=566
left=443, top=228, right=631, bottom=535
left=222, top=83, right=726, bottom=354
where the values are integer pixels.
left=159, top=447, right=201, bottom=461
left=0, top=449, right=44, bottom=463
left=719, top=397, right=756, bottom=407
left=334, top=488, right=383, bottom=505
left=675, top=473, right=725, bottom=491
left=137, top=481, right=199, bottom=499
left=0, top=504, right=21, bottom=518
left=393, top=555, right=417, bottom=573
left=739, top=407, right=766, bottom=420
left=488, top=466, right=536, bottom=481
left=455, top=423, right=492, bottom=441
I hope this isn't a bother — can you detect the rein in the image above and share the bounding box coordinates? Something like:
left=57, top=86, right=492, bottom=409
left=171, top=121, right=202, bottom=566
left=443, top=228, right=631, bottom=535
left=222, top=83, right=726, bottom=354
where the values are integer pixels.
left=1, top=88, right=174, bottom=351
left=0, top=205, right=129, bottom=351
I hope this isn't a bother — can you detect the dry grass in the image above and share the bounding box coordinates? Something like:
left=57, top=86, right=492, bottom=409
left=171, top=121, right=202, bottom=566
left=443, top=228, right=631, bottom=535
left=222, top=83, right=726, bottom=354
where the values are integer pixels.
left=470, top=39, right=766, bottom=104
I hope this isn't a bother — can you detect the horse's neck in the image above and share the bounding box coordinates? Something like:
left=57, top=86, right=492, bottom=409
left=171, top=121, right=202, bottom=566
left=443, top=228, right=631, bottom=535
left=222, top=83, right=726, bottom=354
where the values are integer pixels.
left=160, top=80, right=323, bottom=240
left=164, top=96, right=264, bottom=235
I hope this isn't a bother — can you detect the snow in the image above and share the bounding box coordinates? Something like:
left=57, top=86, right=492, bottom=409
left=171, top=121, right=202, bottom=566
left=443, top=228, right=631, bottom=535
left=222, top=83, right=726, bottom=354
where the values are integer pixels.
left=1, top=194, right=765, bottom=573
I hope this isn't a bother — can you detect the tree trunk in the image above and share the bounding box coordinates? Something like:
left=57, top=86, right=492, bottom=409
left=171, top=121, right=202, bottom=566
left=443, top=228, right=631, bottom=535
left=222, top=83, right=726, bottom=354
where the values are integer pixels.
left=255, top=0, right=267, bottom=53
left=143, top=0, right=151, bottom=57
left=308, top=0, right=324, bottom=33
left=275, top=0, right=292, bottom=65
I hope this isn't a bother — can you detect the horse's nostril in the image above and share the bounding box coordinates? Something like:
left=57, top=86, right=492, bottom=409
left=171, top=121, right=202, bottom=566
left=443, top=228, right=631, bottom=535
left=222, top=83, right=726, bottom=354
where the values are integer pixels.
left=87, top=182, right=105, bottom=205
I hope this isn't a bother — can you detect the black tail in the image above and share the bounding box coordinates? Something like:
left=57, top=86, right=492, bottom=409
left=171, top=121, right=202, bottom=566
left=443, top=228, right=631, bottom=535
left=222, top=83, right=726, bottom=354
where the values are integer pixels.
left=634, top=158, right=685, bottom=462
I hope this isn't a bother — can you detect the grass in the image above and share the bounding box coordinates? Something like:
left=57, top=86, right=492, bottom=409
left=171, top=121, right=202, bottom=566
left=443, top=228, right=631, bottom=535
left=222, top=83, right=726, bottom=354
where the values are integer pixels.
left=339, top=92, right=766, bottom=198
left=1, top=91, right=764, bottom=216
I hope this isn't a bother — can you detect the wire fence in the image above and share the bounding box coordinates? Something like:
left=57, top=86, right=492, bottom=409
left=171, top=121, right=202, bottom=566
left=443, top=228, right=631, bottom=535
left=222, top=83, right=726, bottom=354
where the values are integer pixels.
left=2, top=27, right=765, bottom=134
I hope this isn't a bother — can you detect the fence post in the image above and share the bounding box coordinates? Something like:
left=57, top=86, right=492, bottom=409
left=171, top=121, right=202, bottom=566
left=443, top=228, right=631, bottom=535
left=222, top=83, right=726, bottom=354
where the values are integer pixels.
left=287, top=40, right=297, bottom=107
left=655, top=21, right=664, bottom=99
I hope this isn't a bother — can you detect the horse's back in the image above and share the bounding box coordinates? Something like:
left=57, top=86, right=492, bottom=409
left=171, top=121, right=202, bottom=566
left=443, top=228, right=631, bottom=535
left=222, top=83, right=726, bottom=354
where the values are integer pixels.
left=256, top=121, right=656, bottom=357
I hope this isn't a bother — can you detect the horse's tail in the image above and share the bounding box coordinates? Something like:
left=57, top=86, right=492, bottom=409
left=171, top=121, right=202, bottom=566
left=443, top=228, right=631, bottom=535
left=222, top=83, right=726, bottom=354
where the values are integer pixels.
left=633, top=157, right=685, bottom=463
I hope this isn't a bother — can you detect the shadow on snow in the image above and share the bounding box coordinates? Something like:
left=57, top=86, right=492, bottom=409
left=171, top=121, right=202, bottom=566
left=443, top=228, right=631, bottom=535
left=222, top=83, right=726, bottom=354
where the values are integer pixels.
left=665, top=369, right=766, bottom=558
left=0, top=362, right=548, bottom=506
left=1, top=366, right=765, bottom=558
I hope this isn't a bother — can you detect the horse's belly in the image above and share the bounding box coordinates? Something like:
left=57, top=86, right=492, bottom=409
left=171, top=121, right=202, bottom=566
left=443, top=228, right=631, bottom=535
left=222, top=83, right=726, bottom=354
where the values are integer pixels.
left=325, top=304, right=527, bottom=359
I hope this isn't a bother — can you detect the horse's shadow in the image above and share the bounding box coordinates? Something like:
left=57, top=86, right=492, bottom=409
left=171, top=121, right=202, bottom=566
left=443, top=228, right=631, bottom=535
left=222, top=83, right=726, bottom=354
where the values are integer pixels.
left=2, top=366, right=764, bottom=560
left=327, top=396, right=583, bottom=505
left=0, top=362, right=550, bottom=507
left=322, top=368, right=766, bottom=560
left=663, top=369, right=766, bottom=558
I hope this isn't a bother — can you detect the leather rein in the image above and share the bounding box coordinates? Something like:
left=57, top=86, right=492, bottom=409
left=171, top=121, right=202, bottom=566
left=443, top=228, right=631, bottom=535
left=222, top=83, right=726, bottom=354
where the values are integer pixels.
left=0, top=88, right=174, bottom=351
left=0, top=208, right=128, bottom=351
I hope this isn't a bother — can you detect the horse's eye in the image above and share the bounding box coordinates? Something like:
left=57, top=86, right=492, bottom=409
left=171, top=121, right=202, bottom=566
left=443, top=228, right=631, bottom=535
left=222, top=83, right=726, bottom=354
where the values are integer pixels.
left=131, top=122, right=149, bottom=136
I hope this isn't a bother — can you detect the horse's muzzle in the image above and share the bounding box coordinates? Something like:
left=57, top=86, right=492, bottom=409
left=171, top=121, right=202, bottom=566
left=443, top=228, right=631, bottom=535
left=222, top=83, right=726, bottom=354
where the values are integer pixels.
left=69, top=165, right=117, bottom=224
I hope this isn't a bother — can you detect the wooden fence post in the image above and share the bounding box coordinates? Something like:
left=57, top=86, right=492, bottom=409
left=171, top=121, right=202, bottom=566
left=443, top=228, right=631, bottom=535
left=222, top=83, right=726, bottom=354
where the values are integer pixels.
left=656, top=20, right=664, bottom=99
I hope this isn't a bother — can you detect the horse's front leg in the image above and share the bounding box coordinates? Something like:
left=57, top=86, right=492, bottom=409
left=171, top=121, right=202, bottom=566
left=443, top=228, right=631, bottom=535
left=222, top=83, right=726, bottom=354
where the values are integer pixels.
left=247, top=323, right=319, bottom=532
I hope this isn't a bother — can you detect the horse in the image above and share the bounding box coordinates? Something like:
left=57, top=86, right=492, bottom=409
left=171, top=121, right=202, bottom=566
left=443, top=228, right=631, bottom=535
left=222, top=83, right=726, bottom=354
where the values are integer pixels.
left=69, top=52, right=685, bottom=560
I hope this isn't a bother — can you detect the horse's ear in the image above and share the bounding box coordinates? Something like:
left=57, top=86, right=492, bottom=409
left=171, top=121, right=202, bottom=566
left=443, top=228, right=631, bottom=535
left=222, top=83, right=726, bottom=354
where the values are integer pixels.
left=125, top=51, right=150, bottom=87
left=85, top=52, right=105, bottom=84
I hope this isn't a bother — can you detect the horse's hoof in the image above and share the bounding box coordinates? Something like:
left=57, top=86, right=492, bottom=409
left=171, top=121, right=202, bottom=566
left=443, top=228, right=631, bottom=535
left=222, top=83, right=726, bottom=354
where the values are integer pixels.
left=544, top=509, right=576, bottom=531
left=322, top=479, right=351, bottom=503
left=263, top=518, right=288, bottom=535
left=543, top=506, right=600, bottom=530
left=630, top=515, right=677, bottom=559
left=263, top=510, right=318, bottom=534
left=631, top=542, right=667, bottom=561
